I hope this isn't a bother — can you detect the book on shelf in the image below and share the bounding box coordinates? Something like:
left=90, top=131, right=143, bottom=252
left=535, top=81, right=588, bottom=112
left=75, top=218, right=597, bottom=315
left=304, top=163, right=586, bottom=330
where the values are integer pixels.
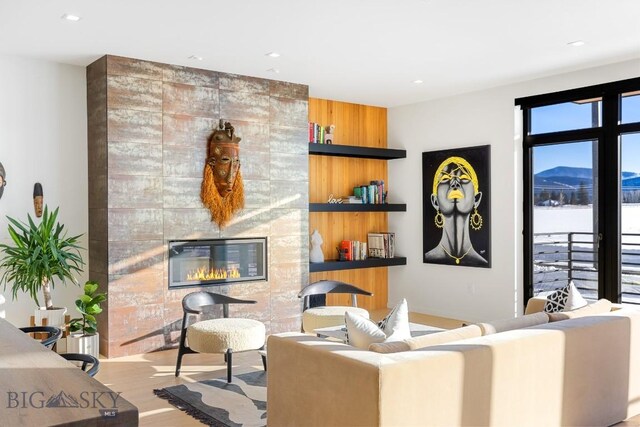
left=308, top=122, right=333, bottom=144
left=339, top=240, right=368, bottom=261
left=351, top=180, right=386, bottom=204
left=367, top=232, right=395, bottom=258
left=339, top=240, right=351, bottom=261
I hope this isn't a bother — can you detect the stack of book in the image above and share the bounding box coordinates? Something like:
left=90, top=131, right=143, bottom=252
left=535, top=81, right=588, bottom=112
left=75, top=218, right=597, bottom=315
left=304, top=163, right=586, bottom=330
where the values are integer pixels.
left=367, top=232, right=395, bottom=259
left=353, top=180, right=386, bottom=204
left=308, top=122, right=332, bottom=144
left=338, top=240, right=368, bottom=261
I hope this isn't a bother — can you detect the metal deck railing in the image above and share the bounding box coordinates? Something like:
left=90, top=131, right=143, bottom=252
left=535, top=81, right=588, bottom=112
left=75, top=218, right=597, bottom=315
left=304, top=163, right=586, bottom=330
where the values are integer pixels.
left=533, top=232, right=640, bottom=303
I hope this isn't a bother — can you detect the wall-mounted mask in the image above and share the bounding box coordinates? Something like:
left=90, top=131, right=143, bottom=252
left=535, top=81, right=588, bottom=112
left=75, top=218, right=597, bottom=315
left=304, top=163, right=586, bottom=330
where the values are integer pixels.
left=200, top=119, right=245, bottom=228
left=0, top=162, right=6, bottom=201
left=33, top=183, right=43, bottom=218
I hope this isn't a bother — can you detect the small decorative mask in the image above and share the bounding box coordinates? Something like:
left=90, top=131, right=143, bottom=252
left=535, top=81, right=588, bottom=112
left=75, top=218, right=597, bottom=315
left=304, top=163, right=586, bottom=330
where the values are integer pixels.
left=33, top=183, right=43, bottom=218
left=200, top=120, right=245, bottom=228
left=0, top=162, right=5, bottom=201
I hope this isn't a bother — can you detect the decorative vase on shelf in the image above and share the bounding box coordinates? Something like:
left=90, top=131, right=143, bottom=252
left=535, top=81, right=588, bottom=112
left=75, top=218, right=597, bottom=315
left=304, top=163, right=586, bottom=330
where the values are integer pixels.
left=309, top=230, right=324, bottom=263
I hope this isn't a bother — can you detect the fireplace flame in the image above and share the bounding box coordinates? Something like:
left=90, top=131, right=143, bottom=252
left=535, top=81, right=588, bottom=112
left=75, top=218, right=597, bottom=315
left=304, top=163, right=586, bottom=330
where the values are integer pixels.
left=186, top=266, right=241, bottom=281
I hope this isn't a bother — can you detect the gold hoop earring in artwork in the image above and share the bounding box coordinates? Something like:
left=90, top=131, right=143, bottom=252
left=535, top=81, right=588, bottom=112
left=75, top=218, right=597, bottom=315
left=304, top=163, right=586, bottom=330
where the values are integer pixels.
left=470, top=208, right=483, bottom=231
left=434, top=210, right=445, bottom=228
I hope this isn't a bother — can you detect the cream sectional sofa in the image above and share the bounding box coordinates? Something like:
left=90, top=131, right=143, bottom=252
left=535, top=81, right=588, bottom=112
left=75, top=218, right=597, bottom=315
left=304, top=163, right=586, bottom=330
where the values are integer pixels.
left=267, top=299, right=640, bottom=426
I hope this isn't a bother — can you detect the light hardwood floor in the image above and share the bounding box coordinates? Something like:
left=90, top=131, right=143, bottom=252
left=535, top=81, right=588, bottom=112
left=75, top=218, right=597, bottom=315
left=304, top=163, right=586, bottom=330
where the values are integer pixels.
left=95, top=311, right=640, bottom=426
left=96, top=348, right=263, bottom=427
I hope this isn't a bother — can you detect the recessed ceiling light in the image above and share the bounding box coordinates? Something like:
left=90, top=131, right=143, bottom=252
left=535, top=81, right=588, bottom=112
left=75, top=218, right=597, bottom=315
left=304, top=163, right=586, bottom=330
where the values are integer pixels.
left=413, top=80, right=424, bottom=84
left=61, top=13, right=81, bottom=22
left=265, top=52, right=281, bottom=58
left=567, top=40, right=585, bottom=47
left=188, top=55, right=203, bottom=61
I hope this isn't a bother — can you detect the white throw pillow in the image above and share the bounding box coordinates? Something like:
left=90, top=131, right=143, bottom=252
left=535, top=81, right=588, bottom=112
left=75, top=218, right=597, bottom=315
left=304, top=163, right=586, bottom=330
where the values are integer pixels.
left=378, top=298, right=411, bottom=342
left=345, top=311, right=387, bottom=349
left=563, top=282, right=588, bottom=311
left=345, top=299, right=411, bottom=349
left=543, top=281, right=588, bottom=313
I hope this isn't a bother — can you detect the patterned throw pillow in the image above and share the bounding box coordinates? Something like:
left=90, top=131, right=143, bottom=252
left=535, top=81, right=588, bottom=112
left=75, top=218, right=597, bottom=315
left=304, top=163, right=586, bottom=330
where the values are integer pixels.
left=543, top=281, right=588, bottom=313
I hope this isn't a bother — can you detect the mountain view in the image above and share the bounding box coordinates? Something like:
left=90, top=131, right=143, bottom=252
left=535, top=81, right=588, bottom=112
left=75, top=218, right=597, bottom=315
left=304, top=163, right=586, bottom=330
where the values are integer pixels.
left=534, top=166, right=640, bottom=204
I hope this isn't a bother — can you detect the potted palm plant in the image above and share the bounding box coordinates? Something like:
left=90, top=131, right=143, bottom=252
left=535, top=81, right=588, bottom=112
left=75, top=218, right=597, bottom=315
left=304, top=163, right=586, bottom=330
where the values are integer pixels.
left=68, top=281, right=106, bottom=358
left=0, top=206, right=84, bottom=327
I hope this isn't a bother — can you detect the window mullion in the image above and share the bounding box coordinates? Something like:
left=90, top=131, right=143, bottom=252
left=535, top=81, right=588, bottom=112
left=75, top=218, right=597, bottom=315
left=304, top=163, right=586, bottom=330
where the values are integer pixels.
left=601, top=93, right=621, bottom=302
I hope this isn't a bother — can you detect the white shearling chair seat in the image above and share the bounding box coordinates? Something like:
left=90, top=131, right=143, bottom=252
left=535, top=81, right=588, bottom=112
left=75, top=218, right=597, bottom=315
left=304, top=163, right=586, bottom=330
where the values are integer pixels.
left=175, top=291, right=267, bottom=383
left=302, top=306, right=369, bottom=333
left=187, top=318, right=265, bottom=353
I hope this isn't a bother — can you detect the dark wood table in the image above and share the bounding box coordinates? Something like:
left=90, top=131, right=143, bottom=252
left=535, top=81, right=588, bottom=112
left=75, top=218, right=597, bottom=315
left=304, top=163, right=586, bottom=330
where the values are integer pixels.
left=0, top=317, right=138, bottom=426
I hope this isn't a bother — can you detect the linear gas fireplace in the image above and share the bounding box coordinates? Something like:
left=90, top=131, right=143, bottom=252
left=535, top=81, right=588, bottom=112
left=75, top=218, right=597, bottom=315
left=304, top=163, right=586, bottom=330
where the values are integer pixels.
left=168, top=238, right=267, bottom=289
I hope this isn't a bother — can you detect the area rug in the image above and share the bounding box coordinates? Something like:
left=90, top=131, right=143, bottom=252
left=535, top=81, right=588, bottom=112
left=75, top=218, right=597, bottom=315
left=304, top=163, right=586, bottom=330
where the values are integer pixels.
left=154, top=371, right=266, bottom=427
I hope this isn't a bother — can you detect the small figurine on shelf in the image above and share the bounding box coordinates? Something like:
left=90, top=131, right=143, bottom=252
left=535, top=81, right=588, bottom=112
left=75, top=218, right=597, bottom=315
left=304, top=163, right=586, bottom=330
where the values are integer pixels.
left=324, top=124, right=335, bottom=144
left=309, top=230, right=324, bottom=263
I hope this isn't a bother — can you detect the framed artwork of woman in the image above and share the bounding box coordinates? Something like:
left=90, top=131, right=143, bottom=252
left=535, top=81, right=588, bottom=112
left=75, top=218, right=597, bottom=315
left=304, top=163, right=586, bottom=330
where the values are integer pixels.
left=422, top=145, right=491, bottom=268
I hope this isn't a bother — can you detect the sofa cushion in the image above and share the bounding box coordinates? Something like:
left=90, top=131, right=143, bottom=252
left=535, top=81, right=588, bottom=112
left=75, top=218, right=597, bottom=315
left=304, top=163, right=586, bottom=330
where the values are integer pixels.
left=368, top=325, right=483, bottom=353
left=476, top=312, right=549, bottom=336
left=408, top=324, right=483, bottom=350
left=368, top=340, right=411, bottom=353
left=524, top=296, right=547, bottom=315
left=543, top=281, right=588, bottom=313
left=547, top=298, right=612, bottom=322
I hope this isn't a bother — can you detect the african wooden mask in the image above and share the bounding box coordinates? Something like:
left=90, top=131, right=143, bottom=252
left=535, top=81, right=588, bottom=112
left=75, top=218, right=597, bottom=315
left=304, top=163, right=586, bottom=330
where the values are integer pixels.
left=33, top=182, right=43, bottom=218
left=200, top=120, right=244, bottom=228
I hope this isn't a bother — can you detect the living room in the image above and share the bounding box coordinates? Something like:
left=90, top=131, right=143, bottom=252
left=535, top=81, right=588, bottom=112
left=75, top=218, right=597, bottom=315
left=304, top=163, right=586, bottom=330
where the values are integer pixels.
left=1, top=1, right=640, bottom=426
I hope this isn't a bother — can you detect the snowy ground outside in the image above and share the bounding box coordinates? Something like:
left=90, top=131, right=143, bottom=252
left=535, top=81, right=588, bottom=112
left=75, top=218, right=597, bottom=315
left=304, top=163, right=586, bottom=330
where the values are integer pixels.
left=533, top=204, right=640, bottom=303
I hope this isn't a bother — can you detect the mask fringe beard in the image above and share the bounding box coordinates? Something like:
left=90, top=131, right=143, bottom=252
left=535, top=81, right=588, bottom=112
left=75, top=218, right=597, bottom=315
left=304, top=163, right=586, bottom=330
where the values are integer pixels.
left=200, top=164, right=245, bottom=229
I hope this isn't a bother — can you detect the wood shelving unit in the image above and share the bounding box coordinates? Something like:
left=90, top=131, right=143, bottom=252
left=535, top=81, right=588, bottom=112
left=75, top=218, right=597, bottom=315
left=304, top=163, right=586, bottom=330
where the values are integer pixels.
left=308, top=98, right=406, bottom=310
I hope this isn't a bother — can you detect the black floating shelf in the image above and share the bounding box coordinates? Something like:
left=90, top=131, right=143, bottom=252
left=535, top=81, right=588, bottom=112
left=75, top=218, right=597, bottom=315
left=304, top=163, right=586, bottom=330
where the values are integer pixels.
left=309, top=256, right=407, bottom=272
left=309, top=143, right=406, bottom=160
left=309, top=203, right=406, bottom=212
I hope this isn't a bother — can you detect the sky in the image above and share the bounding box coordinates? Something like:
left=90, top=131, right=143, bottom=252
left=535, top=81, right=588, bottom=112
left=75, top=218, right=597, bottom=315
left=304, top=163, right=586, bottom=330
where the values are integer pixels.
left=532, top=95, right=640, bottom=174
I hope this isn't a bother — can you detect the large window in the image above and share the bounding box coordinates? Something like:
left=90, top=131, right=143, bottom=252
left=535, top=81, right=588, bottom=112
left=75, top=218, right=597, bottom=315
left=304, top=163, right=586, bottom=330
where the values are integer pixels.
left=517, top=77, right=640, bottom=308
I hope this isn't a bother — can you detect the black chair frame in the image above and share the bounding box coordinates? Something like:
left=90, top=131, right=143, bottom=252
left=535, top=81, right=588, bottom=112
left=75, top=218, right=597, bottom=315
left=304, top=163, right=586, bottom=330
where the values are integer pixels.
left=175, top=291, right=266, bottom=382
left=60, top=353, right=100, bottom=377
left=19, top=326, right=63, bottom=349
left=298, top=280, right=373, bottom=311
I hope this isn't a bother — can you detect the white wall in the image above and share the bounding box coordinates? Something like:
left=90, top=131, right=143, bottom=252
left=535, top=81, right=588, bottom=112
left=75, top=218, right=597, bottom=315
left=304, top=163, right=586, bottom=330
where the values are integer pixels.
left=0, top=55, right=87, bottom=326
left=388, top=59, right=640, bottom=323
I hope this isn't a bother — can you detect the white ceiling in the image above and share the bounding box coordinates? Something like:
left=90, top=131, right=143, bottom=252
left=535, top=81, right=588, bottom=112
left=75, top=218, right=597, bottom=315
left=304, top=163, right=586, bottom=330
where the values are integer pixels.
left=1, top=0, right=639, bottom=107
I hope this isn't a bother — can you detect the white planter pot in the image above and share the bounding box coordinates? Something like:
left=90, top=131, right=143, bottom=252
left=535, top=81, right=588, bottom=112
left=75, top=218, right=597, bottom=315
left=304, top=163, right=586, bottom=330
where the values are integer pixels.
left=34, top=307, right=67, bottom=327
left=67, top=332, right=100, bottom=358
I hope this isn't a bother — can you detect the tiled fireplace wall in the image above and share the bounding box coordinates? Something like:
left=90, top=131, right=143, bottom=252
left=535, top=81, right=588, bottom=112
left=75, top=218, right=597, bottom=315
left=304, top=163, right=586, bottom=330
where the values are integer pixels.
left=87, top=55, right=309, bottom=357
